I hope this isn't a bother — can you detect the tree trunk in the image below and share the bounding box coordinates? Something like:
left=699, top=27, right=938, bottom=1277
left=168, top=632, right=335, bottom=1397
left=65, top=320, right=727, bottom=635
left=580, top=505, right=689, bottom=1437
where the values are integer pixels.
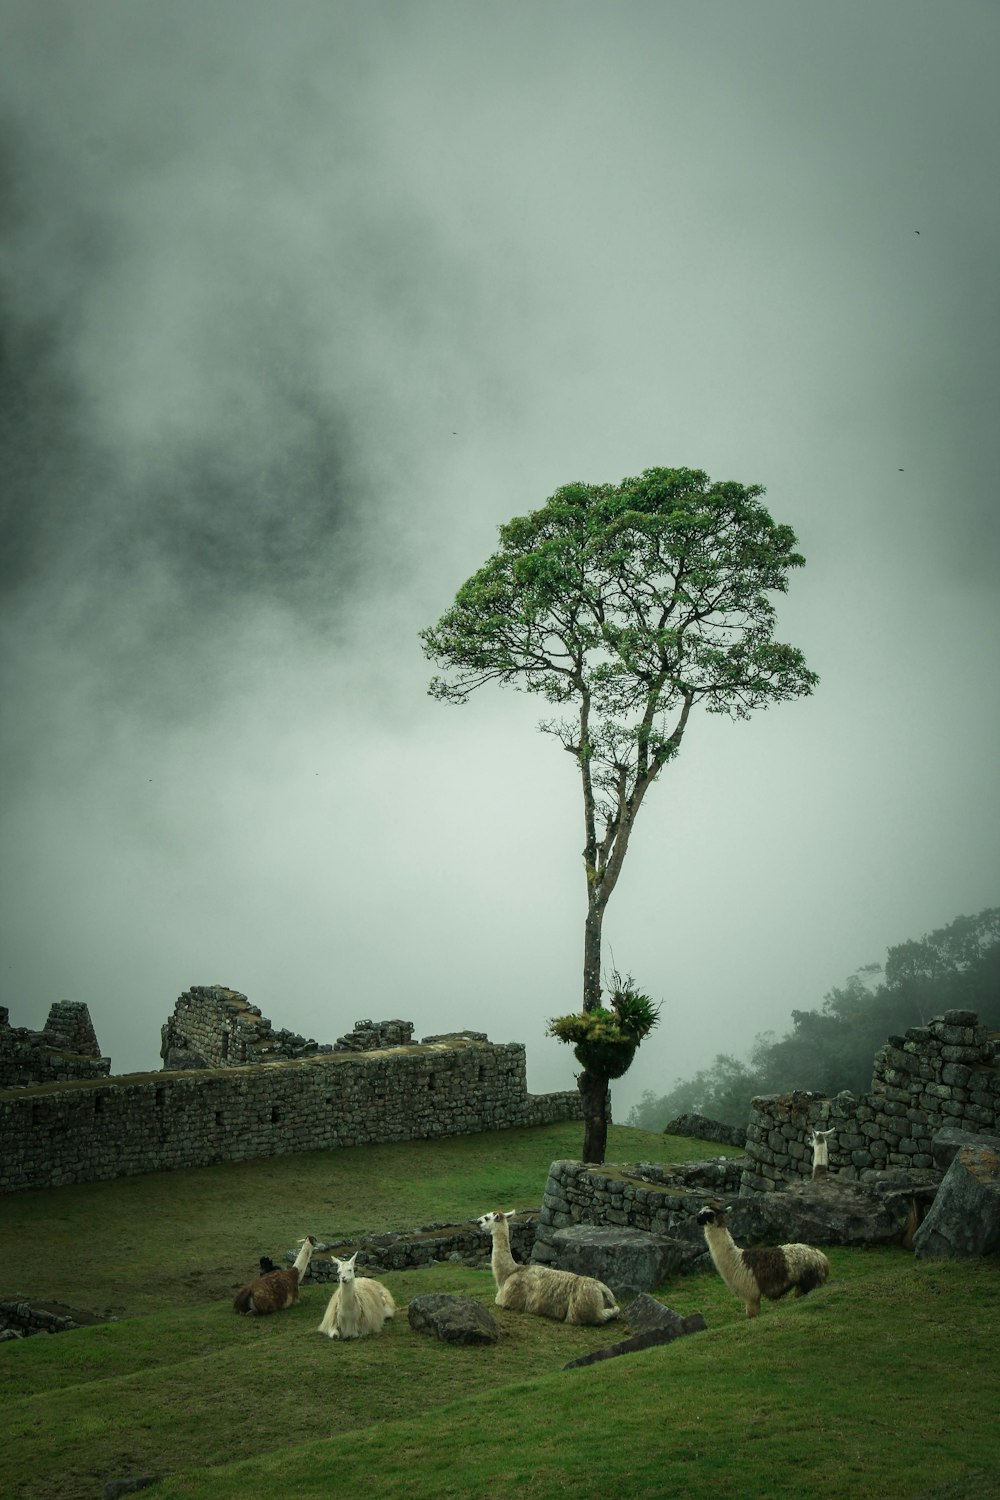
left=583, top=904, right=604, bottom=1012
left=578, top=1068, right=610, bottom=1163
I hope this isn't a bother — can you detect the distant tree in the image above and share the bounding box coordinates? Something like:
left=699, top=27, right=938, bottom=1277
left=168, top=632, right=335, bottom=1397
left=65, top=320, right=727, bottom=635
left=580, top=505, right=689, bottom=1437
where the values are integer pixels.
left=628, top=907, right=1000, bottom=1130
left=420, top=467, right=817, bottom=1163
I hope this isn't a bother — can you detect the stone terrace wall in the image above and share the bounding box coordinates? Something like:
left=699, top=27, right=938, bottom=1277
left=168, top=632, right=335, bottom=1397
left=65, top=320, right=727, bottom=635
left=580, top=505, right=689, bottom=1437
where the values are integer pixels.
left=0, top=1003, right=111, bottom=1089
left=531, top=1156, right=745, bottom=1265
left=741, top=1010, right=1000, bottom=1192
left=0, top=1038, right=581, bottom=1195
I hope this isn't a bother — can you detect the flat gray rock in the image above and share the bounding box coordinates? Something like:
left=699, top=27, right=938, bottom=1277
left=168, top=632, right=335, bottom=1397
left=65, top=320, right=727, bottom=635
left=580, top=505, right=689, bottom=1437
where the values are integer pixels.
left=549, top=1225, right=688, bottom=1296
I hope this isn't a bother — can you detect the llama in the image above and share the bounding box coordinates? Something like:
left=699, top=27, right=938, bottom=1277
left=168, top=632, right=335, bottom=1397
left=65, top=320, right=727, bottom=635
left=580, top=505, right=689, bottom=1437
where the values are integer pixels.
left=233, top=1236, right=316, bottom=1315
left=316, top=1253, right=396, bottom=1340
left=477, top=1210, right=620, bottom=1326
left=810, top=1127, right=836, bottom=1180
left=695, top=1205, right=830, bottom=1318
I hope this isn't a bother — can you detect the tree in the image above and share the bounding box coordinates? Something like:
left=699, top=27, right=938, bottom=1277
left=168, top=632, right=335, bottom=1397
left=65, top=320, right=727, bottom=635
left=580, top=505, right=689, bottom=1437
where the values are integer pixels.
left=420, top=466, right=818, bottom=1162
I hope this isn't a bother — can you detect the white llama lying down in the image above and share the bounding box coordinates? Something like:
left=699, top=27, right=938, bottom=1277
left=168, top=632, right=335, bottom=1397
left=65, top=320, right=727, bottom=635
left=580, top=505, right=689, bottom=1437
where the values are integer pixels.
left=233, top=1236, right=316, bottom=1315
left=695, top=1205, right=830, bottom=1319
left=316, top=1253, right=396, bottom=1340
left=478, top=1210, right=620, bottom=1326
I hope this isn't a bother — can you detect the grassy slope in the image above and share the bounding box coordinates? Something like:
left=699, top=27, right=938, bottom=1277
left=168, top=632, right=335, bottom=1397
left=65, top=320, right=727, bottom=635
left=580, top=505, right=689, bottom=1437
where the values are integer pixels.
left=1, top=1123, right=998, bottom=1500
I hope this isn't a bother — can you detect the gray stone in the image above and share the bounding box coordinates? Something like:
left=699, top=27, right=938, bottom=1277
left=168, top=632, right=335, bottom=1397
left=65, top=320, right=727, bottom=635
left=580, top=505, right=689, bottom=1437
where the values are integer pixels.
left=562, top=1315, right=706, bottom=1369
left=623, top=1293, right=701, bottom=1337
left=930, top=1125, right=1000, bottom=1172
left=407, top=1294, right=499, bottom=1345
left=726, top=1180, right=913, bottom=1247
left=549, top=1225, right=688, bottom=1295
left=662, top=1112, right=747, bottom=1147
left=912, top=1142, right=1000, bottom=1260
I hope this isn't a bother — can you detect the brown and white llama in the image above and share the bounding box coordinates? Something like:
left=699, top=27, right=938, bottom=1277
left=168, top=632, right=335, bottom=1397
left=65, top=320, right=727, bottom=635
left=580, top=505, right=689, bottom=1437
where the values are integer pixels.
left=233, top=1235, right=317, bottom=1315
left=695, top=1205, right=830, bottom=1318
left=478, top=1210, right=620, bottom=1326
left=316, top=1253, right=396, bottom=1340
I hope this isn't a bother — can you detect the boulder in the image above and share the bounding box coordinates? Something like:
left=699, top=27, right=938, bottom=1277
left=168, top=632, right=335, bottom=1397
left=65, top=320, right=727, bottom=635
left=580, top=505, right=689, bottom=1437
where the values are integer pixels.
left=912, top=1142, right=1000, bottom=1260
left=723, top=1180, right=912, bottom=1248
left=549, top=1225, right=689, bottom=1295
left=406, top=1294, right=499, bottom=1345
left=929, top=1126, right=1000, bottom=1174
left=623, top=1292, right=703, bottom=1337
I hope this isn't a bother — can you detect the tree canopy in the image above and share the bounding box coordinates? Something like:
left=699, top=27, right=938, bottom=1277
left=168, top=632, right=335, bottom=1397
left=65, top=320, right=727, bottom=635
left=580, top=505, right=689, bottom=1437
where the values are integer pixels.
left=421, top=466, right=817, bottom=1160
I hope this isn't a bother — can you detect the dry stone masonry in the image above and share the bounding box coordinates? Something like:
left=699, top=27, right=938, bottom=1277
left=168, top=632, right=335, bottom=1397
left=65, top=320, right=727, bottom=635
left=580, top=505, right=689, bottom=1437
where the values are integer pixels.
left=0, top=985, right=581, bottom=1195
left=160, top=985, right=337, bottom=1069
left=0, top=1002, right=110, bottom=1088
left=742, top=1010, right=999, bottom=1193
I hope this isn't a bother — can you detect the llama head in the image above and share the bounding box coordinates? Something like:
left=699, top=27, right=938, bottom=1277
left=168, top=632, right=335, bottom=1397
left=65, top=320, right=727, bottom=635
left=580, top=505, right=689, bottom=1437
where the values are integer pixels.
left=696, top=1205, right=728, bottom=1228
left=477, top=1210, right=516, bottom=1233
left=334, top=1252, right=359, bottom=1283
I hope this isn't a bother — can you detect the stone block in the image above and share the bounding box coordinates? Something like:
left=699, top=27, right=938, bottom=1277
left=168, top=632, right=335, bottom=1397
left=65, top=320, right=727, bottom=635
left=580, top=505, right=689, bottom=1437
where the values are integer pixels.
left=548, top=1225, right=688, bottom=1295
left=913, top=1142, right=1000, bottom=1260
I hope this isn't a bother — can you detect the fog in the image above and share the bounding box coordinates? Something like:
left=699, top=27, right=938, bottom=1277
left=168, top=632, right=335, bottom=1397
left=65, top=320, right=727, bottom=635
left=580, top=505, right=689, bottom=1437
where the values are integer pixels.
left=2, top=0, right=998, bottom=1117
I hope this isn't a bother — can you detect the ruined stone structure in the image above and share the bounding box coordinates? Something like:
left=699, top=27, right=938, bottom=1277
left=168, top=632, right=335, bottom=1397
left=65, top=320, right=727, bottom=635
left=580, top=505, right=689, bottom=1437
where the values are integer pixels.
left=159, top=985, right=339, bottom=1069
left=0, top=1002, right=110, bottom=1088
left=0, top=1031, right=581, bottom=1195
left=741, top=1010, right=999, bottom=1193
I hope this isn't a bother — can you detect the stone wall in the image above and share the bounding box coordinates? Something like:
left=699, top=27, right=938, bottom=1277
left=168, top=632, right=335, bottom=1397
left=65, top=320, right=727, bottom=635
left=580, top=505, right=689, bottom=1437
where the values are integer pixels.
left=741, top=1010, right=1000, bottom=1192
left=531, top=1156, right=745, bottom=1265
left=0, top=1036, right=582, bottom=1195
left=0, top=1002, right=111, bottom=1089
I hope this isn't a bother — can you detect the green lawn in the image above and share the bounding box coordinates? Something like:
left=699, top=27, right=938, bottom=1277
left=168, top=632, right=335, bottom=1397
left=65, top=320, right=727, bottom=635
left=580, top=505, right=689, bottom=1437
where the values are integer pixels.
left=1, top=1123, right=997, bottom=1500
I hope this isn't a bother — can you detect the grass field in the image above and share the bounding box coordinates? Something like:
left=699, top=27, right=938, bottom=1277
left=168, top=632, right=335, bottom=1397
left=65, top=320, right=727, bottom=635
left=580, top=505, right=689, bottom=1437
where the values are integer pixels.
left=1, top=1122, right=998, bottom=1500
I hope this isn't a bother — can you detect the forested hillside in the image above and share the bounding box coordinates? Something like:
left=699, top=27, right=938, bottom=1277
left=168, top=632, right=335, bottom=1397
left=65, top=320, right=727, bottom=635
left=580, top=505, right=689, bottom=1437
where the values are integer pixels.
left=628, top=908, right=1000, bottom=1129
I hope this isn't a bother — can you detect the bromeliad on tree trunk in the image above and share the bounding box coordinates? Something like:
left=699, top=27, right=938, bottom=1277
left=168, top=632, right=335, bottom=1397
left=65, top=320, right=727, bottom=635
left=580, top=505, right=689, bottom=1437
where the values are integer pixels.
left=548, top=972, right=660, bottom=1163
left=420, top=466, right=818, bottom=1163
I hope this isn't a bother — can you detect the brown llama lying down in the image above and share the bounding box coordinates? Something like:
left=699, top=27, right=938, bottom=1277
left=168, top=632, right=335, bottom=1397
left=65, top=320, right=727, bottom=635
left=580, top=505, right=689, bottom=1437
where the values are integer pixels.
left=233, top=1236, right=316, bottom=1314
left=695, top=1205, right=830, bottom=1319
left=478, top=1210, right=620, bottom=1326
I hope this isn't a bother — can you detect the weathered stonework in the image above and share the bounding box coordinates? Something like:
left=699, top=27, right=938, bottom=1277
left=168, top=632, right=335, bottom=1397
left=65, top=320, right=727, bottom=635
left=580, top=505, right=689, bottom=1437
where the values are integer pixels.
left=0, top=1002, right=110, bottom=1088
left=531, top=1157, right=745, bottom=1267
left=0, top=1036, right=581, bottom=1195
left=741, top=1011, right=1000, bottom=1193
left=159, top=985, right=337, bottom=1069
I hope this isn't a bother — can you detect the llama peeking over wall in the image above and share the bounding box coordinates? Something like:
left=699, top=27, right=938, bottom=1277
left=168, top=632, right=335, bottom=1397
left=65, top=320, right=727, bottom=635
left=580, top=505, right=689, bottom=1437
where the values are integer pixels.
left=811, top=1127, right=836, bottom=1180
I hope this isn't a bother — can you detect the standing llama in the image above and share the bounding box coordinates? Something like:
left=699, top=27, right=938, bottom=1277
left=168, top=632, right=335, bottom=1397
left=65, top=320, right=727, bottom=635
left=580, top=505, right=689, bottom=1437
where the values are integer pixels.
left=233, top=1236, right=317, bottom=1315
left=695, top=1205, right=830, bottom=1318
left=316, top=1253, right=396, bottom=1340
left=478, top=1210, right=620, bottom=1326
left=810, top=1127, right=836, bottom=1180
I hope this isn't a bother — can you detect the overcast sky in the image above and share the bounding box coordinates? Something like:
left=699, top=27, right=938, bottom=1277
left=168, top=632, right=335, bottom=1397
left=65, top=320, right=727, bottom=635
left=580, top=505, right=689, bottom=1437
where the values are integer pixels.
left=2, top=0, right=998, bottom=1118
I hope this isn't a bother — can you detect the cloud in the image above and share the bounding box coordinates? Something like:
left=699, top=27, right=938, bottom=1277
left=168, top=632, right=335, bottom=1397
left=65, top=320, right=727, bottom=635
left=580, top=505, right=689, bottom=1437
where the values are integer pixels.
left=1, top=0, right=997, bottom=1114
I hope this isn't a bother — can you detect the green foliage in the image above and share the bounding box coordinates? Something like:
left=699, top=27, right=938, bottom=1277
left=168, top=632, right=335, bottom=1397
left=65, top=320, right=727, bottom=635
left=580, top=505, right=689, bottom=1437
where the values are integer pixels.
left=628, top=906, right=1000, bottom=1130
left=421, top=466, right=817, bottom=756
left=549, top=973, right=659, bottom=1078
left=420, top=468, right=817, bottom=916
